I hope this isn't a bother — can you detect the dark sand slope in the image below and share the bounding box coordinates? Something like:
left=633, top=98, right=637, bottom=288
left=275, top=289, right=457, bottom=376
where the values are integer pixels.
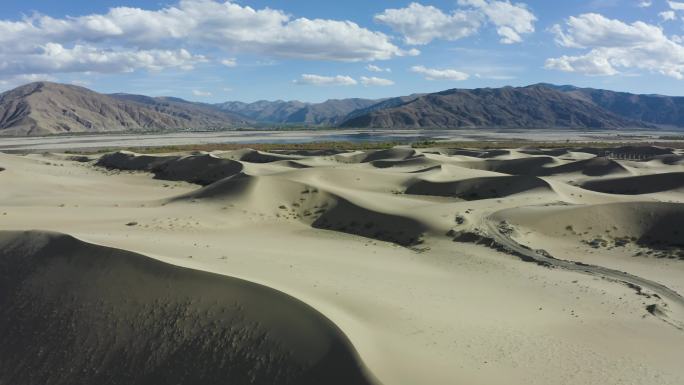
left=405, top=175, right=552, bottom=200
left=0, top=231, right=374, bottom=385
left=98, top=151, right=244, bottom=186
left=461, top=156, right=628, bottom=177
left=578, top=172, right=684, bottom=195
left=173, top=174, right=428, bottom=247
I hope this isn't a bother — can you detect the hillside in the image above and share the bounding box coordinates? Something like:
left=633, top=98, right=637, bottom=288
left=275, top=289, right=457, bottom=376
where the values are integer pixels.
left=0, top=82, right=246, bottom=136
left=545, top=84, right=684, bottom=128
left=340, top=85, right=648, bottom=129
left=216, top=98, right=380, bottom=126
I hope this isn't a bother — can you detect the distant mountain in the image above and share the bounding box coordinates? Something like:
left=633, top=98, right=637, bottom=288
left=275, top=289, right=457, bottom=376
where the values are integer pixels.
left=339, top=85, right=649, bottom=129
left=0, top=82, right=247, bottom=136
left=341, top=94, right=424, bottom=123
left=2, top=81, right=683, bottom=136
left=542, top=84, right=684, bottom=128
left=216, top=98, right=380, bottom=126
left=215, top=100, right=308, bottom=124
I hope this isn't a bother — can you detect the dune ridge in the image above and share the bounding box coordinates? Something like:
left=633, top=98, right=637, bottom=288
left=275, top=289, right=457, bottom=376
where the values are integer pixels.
left=0, top=230, right=374, bottom=385
left=98, top=151, right=244, bottom=185
left=578, top=172, right=684, bottom=195
left=405, top=175, right=553, bottom=200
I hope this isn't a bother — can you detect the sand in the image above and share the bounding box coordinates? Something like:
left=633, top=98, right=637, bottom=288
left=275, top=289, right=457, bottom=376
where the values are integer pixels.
left=0, top=231, right=373, bottom=385
left=0, top=145, right=683, bottom=385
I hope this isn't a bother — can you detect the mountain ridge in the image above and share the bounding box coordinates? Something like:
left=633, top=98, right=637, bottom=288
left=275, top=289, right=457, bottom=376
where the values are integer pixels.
left=0, top=82, right=247, bottom=136
left=215, top=98, right=381, bottom=126
left=340, top=84, right=650, bottom=129
left=2, top=81, right=683, bottom=135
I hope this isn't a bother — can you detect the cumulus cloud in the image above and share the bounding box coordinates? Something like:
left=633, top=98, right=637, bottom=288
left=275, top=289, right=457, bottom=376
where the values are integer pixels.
left=192, top=89, right=212, bottom=97
left=637, top=0, right=652, bottom=7
left=294, top=74, right=358, bottom=86
left=375, top=1, right=535, bottom=45
left=660, top=11, right=677, bottom=21
left=0, top=43, right=203, bottom=76
left=220, top=58, right=237, bottom=67
left=458, top=0, right=537, bottom=44
left=367, top=64, right=391, bottom=72
left=668, top=1, right=684, bottom=10
left=374, top=3, right=480, bottom=45
left=0, top=0, right=412, bottom=78
left=71, top=80, right=92, bottom=86
left=0, top=73, right=56, bottom=90
left=545, top=13, right=684, bottom=79
left=360, top=76, right=395, bottom=86
left=411, top=65, right=469, bottom=80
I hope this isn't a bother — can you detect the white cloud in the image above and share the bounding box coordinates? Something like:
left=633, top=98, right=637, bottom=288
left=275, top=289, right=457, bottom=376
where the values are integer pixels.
left=0, top=73, right=57, bottom=90
left=545, top=51, right=618, bottom=76
left=0, top=43, right=203, bottom=76
left=660, top=11, right=677, bottom=21
left=458, top=0, right=537, bottom=44
left=294, top=74, right=358, bottom=86
left=638, top=0, right=652, bottom=7
left=0, top=0, right=412, bottom=78
left=360, top=76, right=395, bottom=86
left=411, top=65, right=469, bottom=81
left=221, top=58, right=237, bottom=67
left=367, top=64, right=391, bottom=72
left=375, top=1, right=535, bottom=45
left=668, top=1, right=684, bottom=10
left=546, top=13, right=684, bottom=79
left=71, top=80, right=92, bottom=86
left=192, top=89, right=212, bottom=97
left=374, top=3, right=480, bottom=45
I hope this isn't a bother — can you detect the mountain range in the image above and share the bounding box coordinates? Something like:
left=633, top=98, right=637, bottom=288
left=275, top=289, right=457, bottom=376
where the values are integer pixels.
left=1, top=81, right=684, bottom=136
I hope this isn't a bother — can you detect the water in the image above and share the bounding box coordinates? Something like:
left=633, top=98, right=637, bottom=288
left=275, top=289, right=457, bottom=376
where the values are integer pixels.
left=0, top=128, right=680, bottom=152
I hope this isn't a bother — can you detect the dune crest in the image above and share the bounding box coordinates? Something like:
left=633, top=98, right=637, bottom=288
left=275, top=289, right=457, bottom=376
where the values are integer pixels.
left=0, top=231, right=374, bottom=385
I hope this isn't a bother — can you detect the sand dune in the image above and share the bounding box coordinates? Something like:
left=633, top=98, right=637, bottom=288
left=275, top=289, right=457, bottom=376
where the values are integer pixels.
left=2, top=144, right=684, bottom=385
left=461, top=155, right=631, bottom=177
left=651, top=154, right=684, bottom=165
left=311, top=197, right=428, bottom=246
left=495, top=201, right=684, bottom=253
left=98, top=151, right=244, bottom=185
left=578, top=172, right=684, bottom=194
left=460, top=156, right=558, bottom=175
left=406, top=175, right=552, bottom=200
left=369, top=156, right=438, bottom=170
left=576, top=145, right=675, bottom=158
left=360, top=147, right=418, bottom=163
left=518, top=148, right=570, bottom=157
left=0, top=230, right=373, bottom=385
left=422, top=148, right=511, bottom=159
left=219, top=149, right=304, bottom=164
left=542, top=156, right=629, bottom=176
left=173, top=172, right=428, bottom=247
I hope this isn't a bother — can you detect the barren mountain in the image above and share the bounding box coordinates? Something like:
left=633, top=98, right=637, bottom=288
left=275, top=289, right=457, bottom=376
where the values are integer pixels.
left=545, top=84, right=684, bottom=127
left=2, top=82, right=680, bottom=135
left=340, top=85, right=648, bottom=129
left=216, top=98, right=380, bottom=126
left=0, top=82, right=246, bottom=136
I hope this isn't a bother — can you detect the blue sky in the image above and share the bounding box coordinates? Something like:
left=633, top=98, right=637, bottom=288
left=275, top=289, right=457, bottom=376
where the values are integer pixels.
left=1, top=0, right=683, bottom=102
